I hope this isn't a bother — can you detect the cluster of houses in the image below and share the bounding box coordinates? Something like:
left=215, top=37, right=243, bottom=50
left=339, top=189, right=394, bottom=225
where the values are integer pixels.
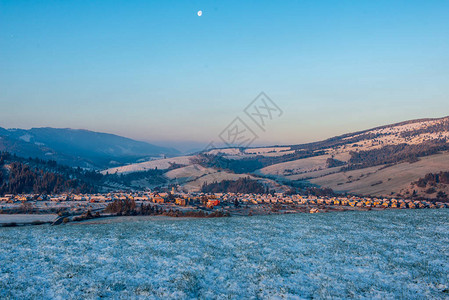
left=0, top=191, right=219, bottom=209
left=215, top=193, right=449, bottom=209
left=1, top=190, right=448, bottom=211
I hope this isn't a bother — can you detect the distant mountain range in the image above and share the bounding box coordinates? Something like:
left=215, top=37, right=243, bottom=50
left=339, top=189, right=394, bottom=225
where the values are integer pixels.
left=0, top=127, right=179, bottom=169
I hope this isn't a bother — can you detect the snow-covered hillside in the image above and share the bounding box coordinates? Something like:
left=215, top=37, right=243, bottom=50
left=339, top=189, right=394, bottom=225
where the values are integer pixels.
left=101, top=156, right=194, bottom=174
left=103, top=116, right=449, bottom=197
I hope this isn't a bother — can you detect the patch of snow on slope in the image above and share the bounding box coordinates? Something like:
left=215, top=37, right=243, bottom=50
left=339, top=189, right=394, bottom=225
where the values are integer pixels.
left=101, top=156, right=194, bottom=174
left=245, top=147, right=291, bottom=154
left=257, top=155, right=332, bottom=176
left=19, top=134, right=32, bottom=142
left=164, top=164, right=216, bottom=181
left=343, top=119, right=446, bottom=141
left=207, top=148, right=242, bottom=155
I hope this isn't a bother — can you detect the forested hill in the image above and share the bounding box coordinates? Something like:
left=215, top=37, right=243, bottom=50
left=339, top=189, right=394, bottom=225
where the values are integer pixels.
left=0, top=152, right=171, bottom=195
left=0, top=152, right=101, bottom=195
left=0, top=127, right=180, bottom=169
left=201, top=178, right=269, bottom=194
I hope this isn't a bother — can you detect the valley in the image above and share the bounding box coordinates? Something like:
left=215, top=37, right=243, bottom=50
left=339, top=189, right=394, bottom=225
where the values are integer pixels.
left=99, top=116, right=449, bottom=200
left=2, top=116, right=449, bottom=201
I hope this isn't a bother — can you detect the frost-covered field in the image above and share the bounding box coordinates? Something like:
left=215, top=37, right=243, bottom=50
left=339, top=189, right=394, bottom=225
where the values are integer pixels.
left=1, top=210, right=449, bottom=299
left=0, top=214, right=56, bottom=224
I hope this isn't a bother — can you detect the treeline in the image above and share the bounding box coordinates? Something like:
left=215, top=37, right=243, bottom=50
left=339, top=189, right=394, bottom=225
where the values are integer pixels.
left=194, top=149, right=326, bottom=174
left=0, top=151, right=101, bottom=194
left=291, top=132, right=382, bottom=152
left=0, top=162, right=96, bottom=194
left=0, top=151, right=172, bottom=195
left=284, top=180, right=336, bottom=197
left=192, top=154, right=264, bottom=173
left=105, top=199, right=160, bottom=215
left=400, top=119, right=449, bottom=138
left=415, top=172, right=449, bottom=188
left=304, top=187, right=336, bottom=197
left=342, top=140, right=449, bottom=171
left=326, top=157, right=346, bottom=168
left=105, top=199, right=229, bottom=218
left=289, top=118, right=448, bottom=153
left=0, top=152, right=103, bottom=183
left=201, top=177, right=267, bottom=194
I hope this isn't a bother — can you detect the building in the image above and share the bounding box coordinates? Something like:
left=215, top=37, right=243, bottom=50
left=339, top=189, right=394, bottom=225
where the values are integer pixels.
left=207, top=199, right=220, bottom=208
left=175, top=198, right=187, bottom=206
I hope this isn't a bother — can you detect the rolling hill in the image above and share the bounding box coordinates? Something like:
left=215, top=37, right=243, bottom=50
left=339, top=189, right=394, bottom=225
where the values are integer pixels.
left=104, top=116, right=449, bottom=197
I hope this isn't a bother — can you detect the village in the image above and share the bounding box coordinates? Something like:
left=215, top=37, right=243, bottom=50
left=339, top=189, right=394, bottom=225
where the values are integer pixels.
left=1, top=187, right=448, bottom=223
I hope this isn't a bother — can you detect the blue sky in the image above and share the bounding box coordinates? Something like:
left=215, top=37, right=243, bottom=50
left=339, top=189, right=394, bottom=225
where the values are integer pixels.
left=1, top=0, right=448, bottom=149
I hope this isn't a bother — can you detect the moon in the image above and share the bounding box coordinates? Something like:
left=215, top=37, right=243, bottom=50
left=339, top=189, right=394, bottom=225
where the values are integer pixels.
left=197, top=10, right=202, bottom=17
